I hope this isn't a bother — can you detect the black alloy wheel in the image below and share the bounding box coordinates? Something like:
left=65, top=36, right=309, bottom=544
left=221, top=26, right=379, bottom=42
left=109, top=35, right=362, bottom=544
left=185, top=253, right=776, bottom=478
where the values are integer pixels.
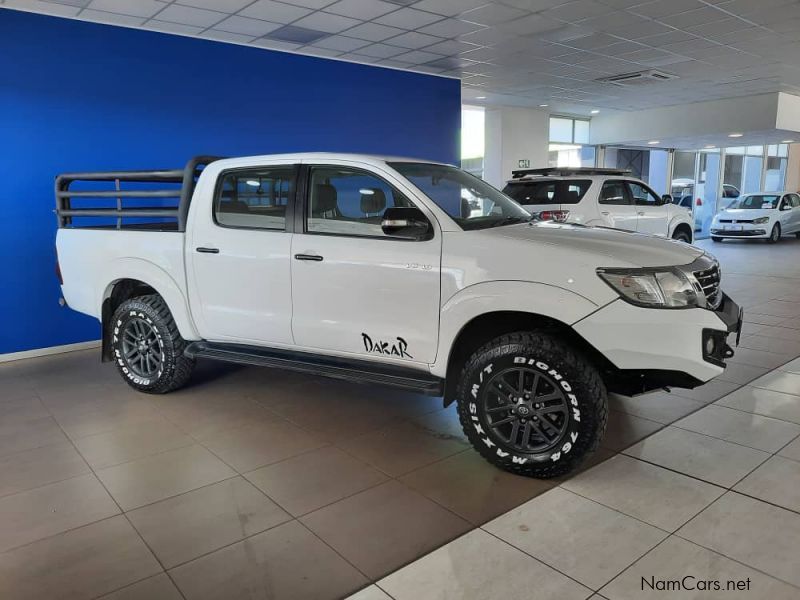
left=481, top=366, right=570, bottom=454
left=120, top=317, right=164, bottom=379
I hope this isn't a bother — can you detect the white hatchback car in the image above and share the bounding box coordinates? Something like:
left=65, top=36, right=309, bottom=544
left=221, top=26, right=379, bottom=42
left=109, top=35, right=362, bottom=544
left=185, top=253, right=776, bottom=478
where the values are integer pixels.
left=710, top=191, right=800, bottom=243
left=503, top=168, right=695, bottom=242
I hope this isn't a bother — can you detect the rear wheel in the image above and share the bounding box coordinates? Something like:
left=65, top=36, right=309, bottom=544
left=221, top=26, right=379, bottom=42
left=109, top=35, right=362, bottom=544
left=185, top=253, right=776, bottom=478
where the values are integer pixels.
left=111, top=295, right=194, bottom=393
left=456, top=331, right=607, bottom=478
left=768, top=223, right=781, bottom=243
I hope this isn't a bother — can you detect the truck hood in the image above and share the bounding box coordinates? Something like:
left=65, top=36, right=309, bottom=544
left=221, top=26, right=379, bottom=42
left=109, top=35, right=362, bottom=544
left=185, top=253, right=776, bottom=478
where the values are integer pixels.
left=482, top=221, right=704, bottom=268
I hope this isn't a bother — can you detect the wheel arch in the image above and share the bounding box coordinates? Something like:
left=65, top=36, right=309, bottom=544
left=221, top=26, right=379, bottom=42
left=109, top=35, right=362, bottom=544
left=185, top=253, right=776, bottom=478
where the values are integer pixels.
left=99, top=260, right=199, bottom=360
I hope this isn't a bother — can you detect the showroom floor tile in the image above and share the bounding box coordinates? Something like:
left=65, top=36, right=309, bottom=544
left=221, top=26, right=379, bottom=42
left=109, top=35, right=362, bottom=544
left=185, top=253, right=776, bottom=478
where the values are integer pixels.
left=2, top=239, right=800, bottom=599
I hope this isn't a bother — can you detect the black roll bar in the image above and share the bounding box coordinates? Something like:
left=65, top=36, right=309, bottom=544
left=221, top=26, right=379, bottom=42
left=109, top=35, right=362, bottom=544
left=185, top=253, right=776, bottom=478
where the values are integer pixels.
left=55, top=155, right=223, bottom=231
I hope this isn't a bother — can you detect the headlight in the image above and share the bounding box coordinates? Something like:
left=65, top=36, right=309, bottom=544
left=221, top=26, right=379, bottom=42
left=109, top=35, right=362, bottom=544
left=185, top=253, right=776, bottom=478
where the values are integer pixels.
left=752, top=216, right=769, bottom=224
left=597, top=267, right=699, bottom=308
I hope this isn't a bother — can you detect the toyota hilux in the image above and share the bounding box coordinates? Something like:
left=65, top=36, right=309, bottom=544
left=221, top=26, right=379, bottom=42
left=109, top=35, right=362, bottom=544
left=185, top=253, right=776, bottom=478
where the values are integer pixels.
left=55, top=154, right=742, bottom=478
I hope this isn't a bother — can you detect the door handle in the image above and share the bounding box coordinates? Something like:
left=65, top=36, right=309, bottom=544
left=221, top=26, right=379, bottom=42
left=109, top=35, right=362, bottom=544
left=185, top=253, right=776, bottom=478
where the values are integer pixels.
left=601, top=211, right=610, bottom=216
left=196, top=247, right=219, bottom=254
left=294, top=253, right=323, bottom=262
left=637, top=211, right=645, bottom=216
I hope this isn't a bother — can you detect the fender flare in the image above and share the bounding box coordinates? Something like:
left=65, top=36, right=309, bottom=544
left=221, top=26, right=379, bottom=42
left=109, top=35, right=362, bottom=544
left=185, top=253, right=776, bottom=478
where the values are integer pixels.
left=431, top=280, right=600, bottom=378
left=100, top=258, right=200, bottom=341
left=668, top=215, right=693, bottom=239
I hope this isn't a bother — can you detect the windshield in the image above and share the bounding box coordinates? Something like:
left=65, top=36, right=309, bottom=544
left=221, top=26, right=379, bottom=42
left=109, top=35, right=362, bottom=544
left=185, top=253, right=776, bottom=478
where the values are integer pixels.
left=389, top=162, right=531, bottom=230
left=730, top=195, right=780, bottom=209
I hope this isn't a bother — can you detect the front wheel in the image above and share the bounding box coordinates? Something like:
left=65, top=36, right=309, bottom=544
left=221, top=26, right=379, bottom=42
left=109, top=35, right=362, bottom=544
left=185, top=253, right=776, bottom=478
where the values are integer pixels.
left=711, top=236, right=723, bottom=243
left=768, top=223, right=781, bottom=243
left=111, top=294, right=194, bottom=393
left=672, top=229, right=691, bottom=243
left=456, top=331, right=607, bottom=478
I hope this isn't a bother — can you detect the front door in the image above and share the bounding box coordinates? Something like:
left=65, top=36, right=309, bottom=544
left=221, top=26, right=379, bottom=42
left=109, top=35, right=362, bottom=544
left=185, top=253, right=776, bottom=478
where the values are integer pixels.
left=628, top=181, right=669, bottom=237
left=290, top=163, right=441, bottom=365
left=187, top=163, right=295, bottom=345
left=597, top=180, right=638, bottom=231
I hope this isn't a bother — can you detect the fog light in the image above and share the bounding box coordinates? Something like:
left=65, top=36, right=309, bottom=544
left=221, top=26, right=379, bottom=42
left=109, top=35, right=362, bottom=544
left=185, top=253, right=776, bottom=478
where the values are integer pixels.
left=705, top=336, right=716, bottom=356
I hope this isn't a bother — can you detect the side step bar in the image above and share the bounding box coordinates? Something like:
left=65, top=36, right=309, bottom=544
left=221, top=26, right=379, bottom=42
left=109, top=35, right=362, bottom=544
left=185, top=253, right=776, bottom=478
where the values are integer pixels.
left=184, top=341, right=444, bottom=396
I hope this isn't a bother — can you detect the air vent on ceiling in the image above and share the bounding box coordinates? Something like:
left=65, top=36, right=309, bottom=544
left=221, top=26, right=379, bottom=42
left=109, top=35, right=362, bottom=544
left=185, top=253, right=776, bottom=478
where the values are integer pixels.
left=596, top=69, right=679, bottom=86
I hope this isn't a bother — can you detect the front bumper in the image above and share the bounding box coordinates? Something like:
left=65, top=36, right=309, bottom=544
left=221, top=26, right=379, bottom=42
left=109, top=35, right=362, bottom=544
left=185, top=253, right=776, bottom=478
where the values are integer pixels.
left=710, top=225, right=768, bottom=238
left=573, top=293, right=742, bottom=393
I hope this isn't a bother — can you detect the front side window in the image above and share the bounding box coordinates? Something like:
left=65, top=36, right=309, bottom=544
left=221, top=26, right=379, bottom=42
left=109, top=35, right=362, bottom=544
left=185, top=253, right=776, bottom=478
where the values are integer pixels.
left=215, top=166, right=294, bottom=230
left=790, top=194, right=800, bottom=208
left=307, top=166, right=415, bottom=237
left=599, top=180, right=629, bottom=205
left=389, top=162, right=530, bottom=231
left=503, top=180, right=591, bottom=205
left=627, top=182, right=660, bottom=206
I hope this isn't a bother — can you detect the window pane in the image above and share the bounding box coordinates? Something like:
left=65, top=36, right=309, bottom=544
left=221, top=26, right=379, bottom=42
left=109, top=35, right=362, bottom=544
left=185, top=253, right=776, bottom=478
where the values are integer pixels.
left=628, top=182, right=659, bottom=206
left=573, top=119, right=590, bottom=144
left=599, top=180, right=628, bottom=205
left=549, top=117, right=573, bottom=143
left=308, top=167, right=413, bottom=237
left=504, top=179, right=591, bottom=205
left=215, top=167, right=293, bottom=230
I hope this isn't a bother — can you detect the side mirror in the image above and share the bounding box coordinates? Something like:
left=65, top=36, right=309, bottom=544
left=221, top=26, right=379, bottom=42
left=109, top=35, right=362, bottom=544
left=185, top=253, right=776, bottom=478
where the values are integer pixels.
left=661, top=194, right=673, bottom=205
left=381, top=207, right=432, bottom=240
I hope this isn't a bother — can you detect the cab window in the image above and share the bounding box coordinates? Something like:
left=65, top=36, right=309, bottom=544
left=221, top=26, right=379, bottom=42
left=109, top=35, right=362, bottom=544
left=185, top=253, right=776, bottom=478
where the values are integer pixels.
left=627, top=182, right=661, bottom=206
left=215, top=166, right=294, bottom=230
left=307, top=166, right=417, bottom=238
left=599, top=180, right=630, bottom=205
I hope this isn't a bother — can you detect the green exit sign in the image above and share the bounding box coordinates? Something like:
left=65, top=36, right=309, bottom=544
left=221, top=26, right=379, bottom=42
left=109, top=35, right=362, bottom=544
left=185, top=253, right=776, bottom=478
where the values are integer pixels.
left=518, top=159, right=530, bottom=168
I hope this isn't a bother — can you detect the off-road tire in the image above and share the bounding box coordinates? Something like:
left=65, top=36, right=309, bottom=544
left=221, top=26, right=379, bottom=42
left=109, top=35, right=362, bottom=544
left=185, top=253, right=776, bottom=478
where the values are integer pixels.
left=672, top=229, right=691, bottom=243
left=111, top=295, right=194, bottom=394
left=768, top=223, right=781, bottom=244
left=456, top=331, right=607, bottom=478
left=711, top=236, right=723, bottom=242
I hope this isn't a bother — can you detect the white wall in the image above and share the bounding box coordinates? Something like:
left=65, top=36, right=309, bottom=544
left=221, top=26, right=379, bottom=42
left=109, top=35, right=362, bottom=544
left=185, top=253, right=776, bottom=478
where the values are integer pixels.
left=483, top=106, right=549, bottom=188
left=590, top=93, right=783, bottom=146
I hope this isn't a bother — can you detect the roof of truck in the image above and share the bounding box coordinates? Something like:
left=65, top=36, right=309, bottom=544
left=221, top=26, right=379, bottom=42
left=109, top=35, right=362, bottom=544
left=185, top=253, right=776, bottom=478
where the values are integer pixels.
left=211, top=153, right=453, bottom=169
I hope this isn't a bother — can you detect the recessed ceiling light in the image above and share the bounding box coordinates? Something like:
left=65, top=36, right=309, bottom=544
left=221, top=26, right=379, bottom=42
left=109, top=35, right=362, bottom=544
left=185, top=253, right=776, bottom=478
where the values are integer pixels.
left=475, top=96, right=486, bottom=99
left=590, top=109, right=600, bottom=114
left=781, top=139, right=794, bottom=143
left=647, top=140, right=659, bottom=145
left=704, top=145, right=716, bottom=149
left=539, top=103, right=548, bottom=107
left=728, top=133, right=743, bottom=138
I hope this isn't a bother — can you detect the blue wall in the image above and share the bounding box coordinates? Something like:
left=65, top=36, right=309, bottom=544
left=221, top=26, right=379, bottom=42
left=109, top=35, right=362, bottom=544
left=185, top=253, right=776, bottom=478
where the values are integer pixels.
left=0, top=9, right=460, bottom=355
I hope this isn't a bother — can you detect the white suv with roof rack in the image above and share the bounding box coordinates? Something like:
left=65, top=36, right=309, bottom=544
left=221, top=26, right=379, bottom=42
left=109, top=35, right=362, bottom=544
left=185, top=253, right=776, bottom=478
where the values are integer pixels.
left=503, top=168, right=695, bottom=243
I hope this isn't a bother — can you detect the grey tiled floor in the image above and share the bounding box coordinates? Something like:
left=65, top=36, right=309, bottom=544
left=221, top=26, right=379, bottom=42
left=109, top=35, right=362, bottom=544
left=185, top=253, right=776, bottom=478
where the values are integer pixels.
left=1, top=238, right=799, bottom=599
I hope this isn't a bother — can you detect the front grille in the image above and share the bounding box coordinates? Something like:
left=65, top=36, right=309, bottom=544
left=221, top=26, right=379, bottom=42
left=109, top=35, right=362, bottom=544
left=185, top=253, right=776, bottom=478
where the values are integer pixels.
left=694, top=262, right=722, bottom=309
left=718, top=219, right=753, bottom=224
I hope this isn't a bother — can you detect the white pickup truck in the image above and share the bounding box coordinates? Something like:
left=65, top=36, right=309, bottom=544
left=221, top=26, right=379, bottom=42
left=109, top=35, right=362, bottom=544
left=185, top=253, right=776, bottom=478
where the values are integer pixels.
left=55, top=154, right=742, bottom=478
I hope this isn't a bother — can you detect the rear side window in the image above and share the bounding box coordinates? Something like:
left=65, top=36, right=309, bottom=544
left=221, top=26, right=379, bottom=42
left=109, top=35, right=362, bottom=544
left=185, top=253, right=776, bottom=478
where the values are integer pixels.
left=215, top=166, right=294, bottom=230
left=599, top=180, right=630, bottom=205
left=503, top=180, right=591, bottom=205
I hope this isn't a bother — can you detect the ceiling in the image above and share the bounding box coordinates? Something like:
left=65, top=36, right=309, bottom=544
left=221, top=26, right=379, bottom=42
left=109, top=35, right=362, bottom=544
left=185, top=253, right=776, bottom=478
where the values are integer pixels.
left=4, top=0, right=800, bottom=116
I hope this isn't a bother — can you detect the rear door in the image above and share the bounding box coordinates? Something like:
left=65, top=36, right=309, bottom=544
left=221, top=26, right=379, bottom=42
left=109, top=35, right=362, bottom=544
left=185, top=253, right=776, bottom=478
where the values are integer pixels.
left=597, top=180, right=638, bottom=230
left=186, top=163, right=295, bottom=345
left=289, top=162, right=441, bottom=365
left=503, top=179, right=560, bottom=216
left=788, top=194, right=800, bottom=232
left=628, top=180, right=669, bottom=236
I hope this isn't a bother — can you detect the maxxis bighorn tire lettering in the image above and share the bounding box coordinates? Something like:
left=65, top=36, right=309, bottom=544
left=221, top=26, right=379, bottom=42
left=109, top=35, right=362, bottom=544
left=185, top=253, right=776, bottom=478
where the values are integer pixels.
left=456, top=331, right=607, bottom=478
left=111, top=294, right=194, bottom=394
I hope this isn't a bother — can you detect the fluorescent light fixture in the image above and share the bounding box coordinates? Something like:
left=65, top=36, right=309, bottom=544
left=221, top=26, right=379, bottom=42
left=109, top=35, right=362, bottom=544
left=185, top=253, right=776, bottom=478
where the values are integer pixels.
left=781, top=139, right=794, bottom=143
left=539, top=103, right=548, bottom=107
left=475, top=96, right=486, bottom=100
left=728, top=133, right=743, bottom=138
left=245, top=180, right=260, bottom=186
left=359, top=188, right=375, bottom=195
left=590, top=109, right=600, bottom=114
left=704, top=145, right=716, bottom=149
left=647, top=140, right=659, bottom=145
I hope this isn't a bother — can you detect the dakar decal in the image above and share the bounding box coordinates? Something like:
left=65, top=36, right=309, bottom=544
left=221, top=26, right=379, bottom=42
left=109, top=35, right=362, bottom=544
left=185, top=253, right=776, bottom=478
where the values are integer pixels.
left=361, top=333, right=413, bottom=359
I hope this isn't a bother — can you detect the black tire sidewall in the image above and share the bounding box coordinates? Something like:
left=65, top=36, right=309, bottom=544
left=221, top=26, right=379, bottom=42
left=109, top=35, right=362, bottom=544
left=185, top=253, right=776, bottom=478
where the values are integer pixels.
left=673, top=230, right=691, bottom=243
left=111, top=298, right=181, bottom=392
left=458, top=335, right=604, bottom=474
left=770, top=224, right=781, bottom=242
